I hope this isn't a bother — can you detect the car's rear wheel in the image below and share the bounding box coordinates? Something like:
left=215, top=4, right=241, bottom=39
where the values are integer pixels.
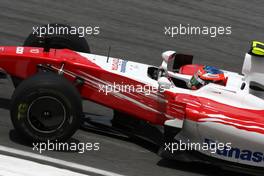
left=10, top=73, right=82, bottom=142
left=12, top=23, right=90, bottom=88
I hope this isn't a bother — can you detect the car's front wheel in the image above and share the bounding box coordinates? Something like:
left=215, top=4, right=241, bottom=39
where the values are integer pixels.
left=10, top=73, right=82, bottom=142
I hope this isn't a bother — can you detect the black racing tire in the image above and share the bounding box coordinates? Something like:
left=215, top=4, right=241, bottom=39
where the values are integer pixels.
left=10, top=73, right=82, bottom=142
left=12, top=23, right=91, bottom=88
left=24, top=23, right=90, bottom=53
left=11, top=76, right=22, bottom=88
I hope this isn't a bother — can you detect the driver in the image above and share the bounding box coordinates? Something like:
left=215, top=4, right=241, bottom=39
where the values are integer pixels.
left=187, top=66, right=226, bottom=90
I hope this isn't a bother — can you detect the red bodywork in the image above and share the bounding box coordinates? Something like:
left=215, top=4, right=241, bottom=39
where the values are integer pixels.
left=0, top=46, right=264, bottom=135
left=0, top=47, right=176, bottom=125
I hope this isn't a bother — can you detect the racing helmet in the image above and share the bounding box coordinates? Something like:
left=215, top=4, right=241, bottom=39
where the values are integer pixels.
left=188, top=66, right=225, bottom=90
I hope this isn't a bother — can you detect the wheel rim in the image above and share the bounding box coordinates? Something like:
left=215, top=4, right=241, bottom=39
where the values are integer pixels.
left=27, top=96, right=66, bottom=133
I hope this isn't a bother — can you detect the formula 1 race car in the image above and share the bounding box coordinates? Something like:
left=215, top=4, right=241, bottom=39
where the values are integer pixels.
left=0, top=24, right=263, bottom=175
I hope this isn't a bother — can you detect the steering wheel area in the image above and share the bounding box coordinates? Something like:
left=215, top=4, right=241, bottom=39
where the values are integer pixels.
left=157, top=68, right=166, bottom=80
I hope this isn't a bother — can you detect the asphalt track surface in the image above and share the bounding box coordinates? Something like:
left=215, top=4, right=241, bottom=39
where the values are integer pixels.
left=0, top=0, right=263, bottom=175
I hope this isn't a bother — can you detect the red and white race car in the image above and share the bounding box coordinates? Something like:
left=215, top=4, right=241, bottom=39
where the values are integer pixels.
left=0, top=25, right=263, bottom=175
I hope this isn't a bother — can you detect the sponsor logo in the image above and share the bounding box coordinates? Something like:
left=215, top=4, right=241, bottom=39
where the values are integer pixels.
left=16, top=47, right=24, bottom=54
left=30, top=49, right=40, bottom=54
left=205, top=138, right=264, bottom=163
left=0, top=47, right=4, bottom=52
left=129, top=64, right=139, bottom=70
left=120, top=60, right=128, bottom=73
left=111, top=58, right=119, bottom=70
left=204, top=73, right=219, bottom=78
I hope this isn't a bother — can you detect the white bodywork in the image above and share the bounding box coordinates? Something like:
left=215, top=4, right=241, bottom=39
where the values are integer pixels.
left=79, top=51, right=264, bottom=168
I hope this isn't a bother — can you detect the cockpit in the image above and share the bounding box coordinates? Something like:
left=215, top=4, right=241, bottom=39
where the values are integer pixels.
left=148, top=51, right=227, bottom=90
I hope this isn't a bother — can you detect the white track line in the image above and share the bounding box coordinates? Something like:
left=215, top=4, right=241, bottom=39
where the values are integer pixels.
left=0, top=145, right=124, bottom=176
left=0, top=154, right=88, bottom=176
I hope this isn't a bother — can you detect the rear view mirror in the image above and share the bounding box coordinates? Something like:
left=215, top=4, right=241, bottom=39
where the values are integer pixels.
left=161, top=51, right=176, bottom=62
left=160, top=51, right=176, bottom=75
